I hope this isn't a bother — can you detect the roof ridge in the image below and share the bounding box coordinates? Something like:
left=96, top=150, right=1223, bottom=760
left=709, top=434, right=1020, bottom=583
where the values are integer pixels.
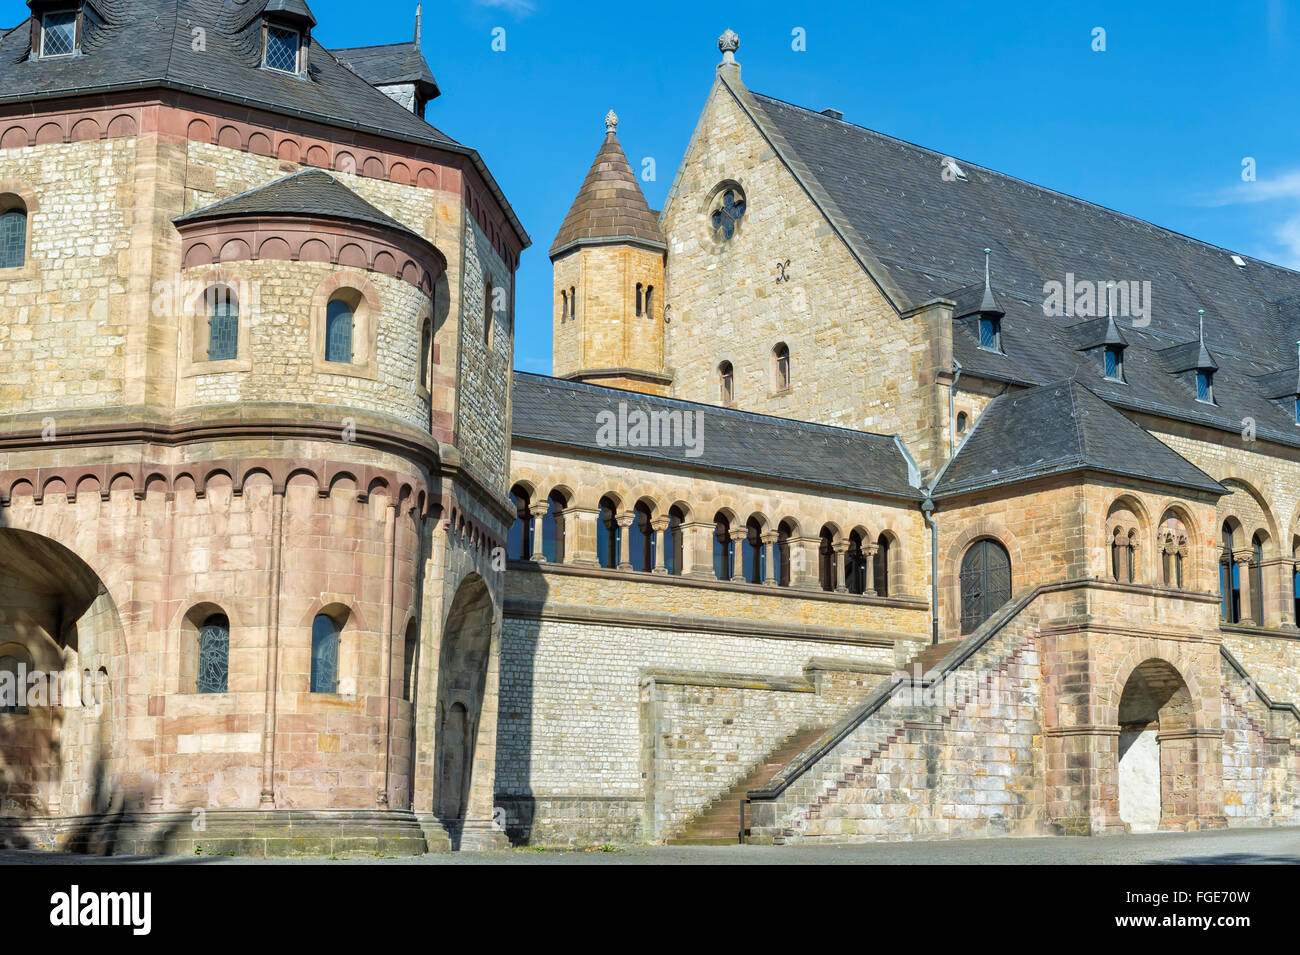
left=511, top=371, right=899, bottom=443
left=748, top=90, right=1300, bottom=281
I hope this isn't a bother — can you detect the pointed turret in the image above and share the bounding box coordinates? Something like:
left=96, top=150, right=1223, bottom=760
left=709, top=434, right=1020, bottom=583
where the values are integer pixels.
left=550, top=111, right=670, bottom=395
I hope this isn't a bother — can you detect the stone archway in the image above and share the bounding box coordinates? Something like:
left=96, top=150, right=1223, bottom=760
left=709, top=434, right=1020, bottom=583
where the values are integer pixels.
left=0, top=527, right=126, bottom=841
left=432, top=574, right=495, bottom=847
left=1117, top=658, right=1195, bottom=832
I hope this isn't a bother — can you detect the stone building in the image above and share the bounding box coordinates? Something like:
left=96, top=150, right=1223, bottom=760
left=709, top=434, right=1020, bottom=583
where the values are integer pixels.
left=0, top=7, right=1296, bottom=855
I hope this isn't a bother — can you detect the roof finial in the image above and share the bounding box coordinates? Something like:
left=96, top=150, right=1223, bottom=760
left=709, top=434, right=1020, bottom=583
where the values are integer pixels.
left=983, top=247, right=991, bottom=286
left=1198, top=308, right=1205, bottom=344
left=1106, top=281, right=1114, bottom=321
left=414, top=4, right=421, bottom=46
left=719, top=29, right=740, bottom=63
left=605, top=109, right=618, bottom=136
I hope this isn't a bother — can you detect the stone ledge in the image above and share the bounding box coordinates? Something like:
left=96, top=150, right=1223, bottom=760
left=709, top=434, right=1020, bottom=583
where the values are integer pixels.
left=504, top=598, right=920, bottom=648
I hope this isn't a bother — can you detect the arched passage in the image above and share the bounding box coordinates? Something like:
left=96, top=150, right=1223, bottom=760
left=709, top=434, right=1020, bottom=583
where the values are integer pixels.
left=432, top=574, right=495, bottom=846
left=0, top=527, right=126, bottom=833
left=1117, top=658, right=1195, bottom=832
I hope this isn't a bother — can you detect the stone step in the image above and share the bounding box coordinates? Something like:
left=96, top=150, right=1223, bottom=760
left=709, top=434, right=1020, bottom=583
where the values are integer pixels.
left=666, top=725, right=829, bottom=845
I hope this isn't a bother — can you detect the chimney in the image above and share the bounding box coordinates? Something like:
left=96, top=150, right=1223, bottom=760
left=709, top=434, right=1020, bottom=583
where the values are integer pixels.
left=820, top=108, right=843, bottom=121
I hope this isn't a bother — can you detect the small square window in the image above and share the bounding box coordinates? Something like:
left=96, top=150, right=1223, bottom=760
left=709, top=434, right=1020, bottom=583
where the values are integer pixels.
left=41, top=10, right=78, bottom=57
left=264, top=25, right=301, bottom=74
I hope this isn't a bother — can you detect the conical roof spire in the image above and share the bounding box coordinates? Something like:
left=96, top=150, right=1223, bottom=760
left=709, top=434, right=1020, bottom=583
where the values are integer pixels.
left=979, top=248, right=1004, bottom=316
left=549, top=111, right=665, bottom=258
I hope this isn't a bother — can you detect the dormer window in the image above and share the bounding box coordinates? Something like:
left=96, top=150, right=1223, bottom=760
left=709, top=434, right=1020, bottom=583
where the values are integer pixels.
left=978, top=315, right=1001, bottom=352
left=1196, top=369, right=1214, bottom=404
left=40, top=8, right=79, bottom=57
left=264, top=24, right=302, bottom=73
left=1104, top=344, right=1125, bottom=382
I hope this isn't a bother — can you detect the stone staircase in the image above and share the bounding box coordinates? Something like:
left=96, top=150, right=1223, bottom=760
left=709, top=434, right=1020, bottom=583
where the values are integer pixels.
left=666, top=726, right=829, bottom=845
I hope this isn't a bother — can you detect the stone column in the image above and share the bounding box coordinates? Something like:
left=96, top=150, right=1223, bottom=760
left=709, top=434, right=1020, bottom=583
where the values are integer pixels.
left=528, top=502, right=548, bottom=562
left=1233, top=550, right=1254, bottom=623
left=682, top=520, right=713, bottom=578
left=567, top=507, right=600, bottom=566
left=833, top=541, right=849, bottom=594
left=865, top=543, right=879, bottom=596
left=617, top=512, right=634, bottom=571
left=790, top=536, right=820, bottom=590
left=729, top=528, right=746, bottom=582
left=651, top=516, right=671, bottom=575
left=761, top=530, right=778, bottom=586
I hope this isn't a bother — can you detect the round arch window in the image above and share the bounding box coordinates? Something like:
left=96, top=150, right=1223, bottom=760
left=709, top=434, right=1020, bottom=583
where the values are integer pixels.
left=708, top=184, right=746, bottom=241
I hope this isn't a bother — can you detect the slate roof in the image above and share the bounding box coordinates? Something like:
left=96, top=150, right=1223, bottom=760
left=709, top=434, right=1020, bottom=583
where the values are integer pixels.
left=549, top=119, right=665, bottom=258
left=333, top=42, right=439, bottom=98
left=511, top=372, right=921, bottom=500
left=737, top=86, right=1300, bottom=448
left=172, top=168, right=421, bottom=240
left=0, top=0, right=527, bottom=246
left=933, top=379, right=1226, bottom=499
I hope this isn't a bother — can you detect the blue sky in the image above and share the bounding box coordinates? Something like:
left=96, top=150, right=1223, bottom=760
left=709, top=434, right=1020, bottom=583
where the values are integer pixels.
left=308, top=0, right=1300, bottom=374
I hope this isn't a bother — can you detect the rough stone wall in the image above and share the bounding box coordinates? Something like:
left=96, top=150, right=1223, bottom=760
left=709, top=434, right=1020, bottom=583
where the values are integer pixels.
left=176, top=260, right=431, bottom=428
left=750, top=603, right=1045, bottom=842
left=646, top=665, right=883, bottom=840
left=454, top=209, right=513, bottom=493
left=0, top=138, right=136, bottom=413
left=1220, top=655, right=1300, bottom=827
left=550, top=244, right=665, bottom=387
left=659, top=82, right=936, bottom=465
left=495, top=614, right=894, bottom=844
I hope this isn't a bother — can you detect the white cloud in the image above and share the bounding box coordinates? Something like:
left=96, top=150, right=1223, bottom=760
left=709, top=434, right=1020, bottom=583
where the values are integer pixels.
left=1201, top=168, right=1300, bottom=269
left=474, top=0, right=536, bottom=16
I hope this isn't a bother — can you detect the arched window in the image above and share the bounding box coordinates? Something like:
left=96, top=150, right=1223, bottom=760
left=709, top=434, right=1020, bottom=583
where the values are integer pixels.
left=0, top=649, right=30, bottom=714
left=665, top=506, right=685, bottom=575
left=710, top=185, right=746, bottom=240
left=311, top=613, right=341, bottom=693
left=644, top=285, right=654, bottom=318
left=1293, top=540, right=1299, bottom=627
left=197, top=613, right=230, bottom=694
left=874, top=533, right=891, bottom=597
left=713, top=512, right=734, bottom=581
left=507, top=486, right=531, bottom=560
left=960, top=539, right=1012, bottom=634
left=484, top=277, right=495, bottom=347
left=598, top=496, right=620, bottom=569
left=206, top=285, right=238, bottom=361
left=635, top=282, right=644, bottom=316
left=1221, top=523, right=1240, bottom=623
left=1251, top=532, right=1266, bottom=625
left=719, top=361, right=734, bottom=405
left=325, top=296, right=354, bottom=363
left=419, top=318, right=432, bottom=391
left=956, top=411, right=969, bottom=437
left=776, top=520, right=794, bottom=587
left=1111, top=527, right=1127, bottom=582
left=1159, top=513, right=1188, bottom=590
left=403, top=619, right=418, bottom=702
left=0, top=196, right=27, bottom=269
left=845, top=531, right=866, bottom=595
left=743, top=517, right=765, bottom=584
left=773, top=343, right=791, bottom=392
left=630, top=501, right=654, bottom=572
left=818, top=526, right=837, bottom=592
left=569, top=285, right=576, bottom=319
left=542, top=491, right=566, bottom=563
left=560, top=289, right=568, bottom=323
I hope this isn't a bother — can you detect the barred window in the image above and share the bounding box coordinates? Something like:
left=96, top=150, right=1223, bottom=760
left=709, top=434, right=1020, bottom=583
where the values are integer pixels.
left=264, top=25, right=301, bottom=73
left=41, top=10, right=78, bottom=57
left=206, top=285, right=238, bottom=361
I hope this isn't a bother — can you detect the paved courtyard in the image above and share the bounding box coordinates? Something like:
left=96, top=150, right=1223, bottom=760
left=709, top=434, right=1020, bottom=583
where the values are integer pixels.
left=2, top=826, right=1297, bottom=865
